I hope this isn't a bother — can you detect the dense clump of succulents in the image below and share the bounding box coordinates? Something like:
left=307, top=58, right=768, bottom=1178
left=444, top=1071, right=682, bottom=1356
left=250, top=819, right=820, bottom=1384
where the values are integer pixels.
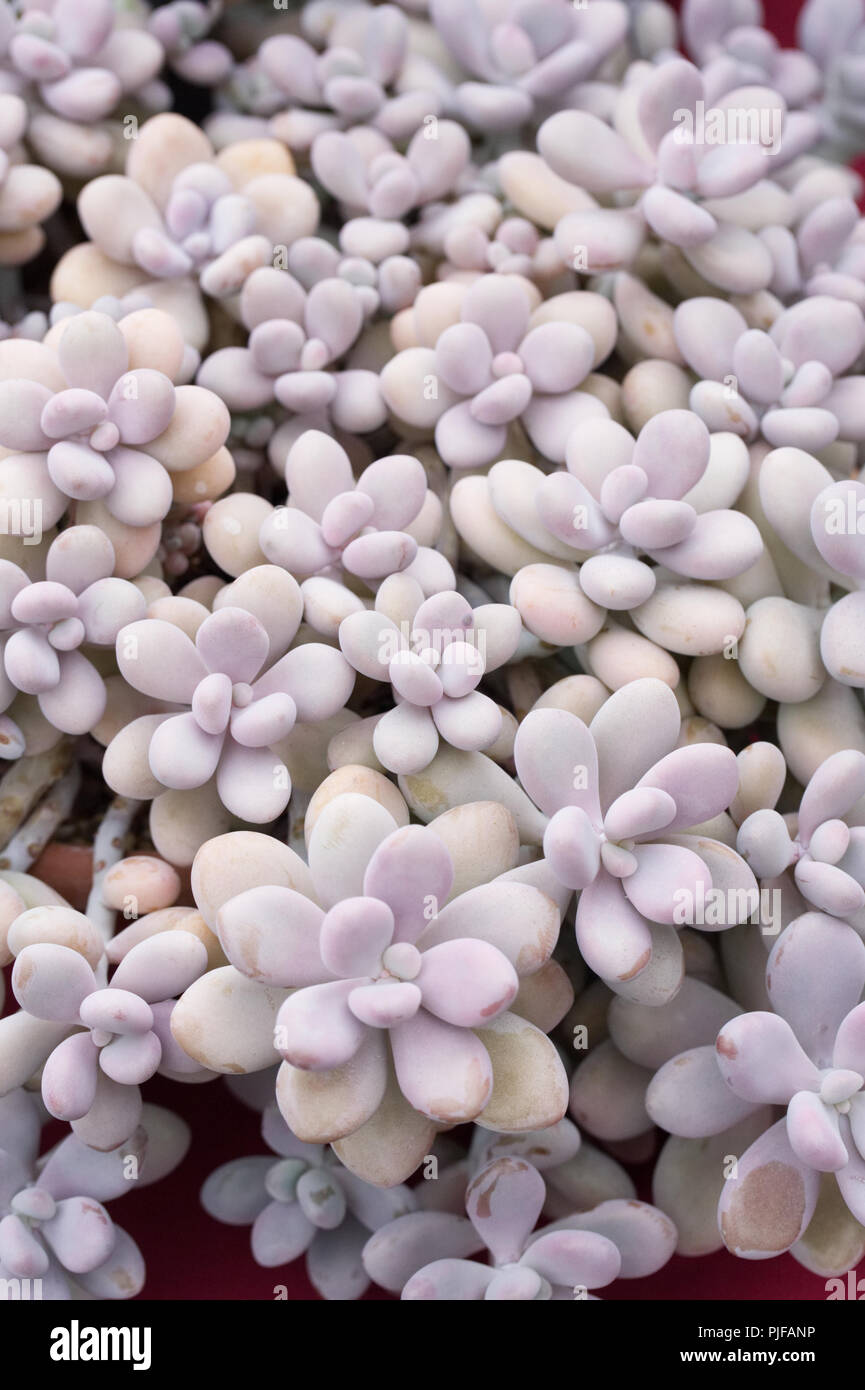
left=429, top=0, right=628, bottom=133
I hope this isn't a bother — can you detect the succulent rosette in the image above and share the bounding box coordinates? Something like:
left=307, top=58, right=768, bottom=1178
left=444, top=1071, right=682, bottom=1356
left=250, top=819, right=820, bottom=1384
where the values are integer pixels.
left=0, top=525, right=146, bottom=741
left=648, top=910, right=865, bottom=1261
left=54, top=113, right=318, bottom=349
left=737, top=748, right=865, bottom=921
left=541, top=56, right=818, bottom=291
left=170, top=800, right=570, bottom=1183
left=0, top=306, right=231, bottom=572
left=202, top=1100, right=416, bottom=1300
left=197, top=265, right=385, bottom=442
left=339, top=587, right=522, bottom=774
left=259, top=429, right=446, bottom=594
left=107, top=588, right=355, bottom=827
left=308, top=117, right=471, bottom=227
left=428, top=0, right=628, bottom=133
left=674, top=294, right=865, bottom=452
left=381, top=275, right=607, bottom=468
left=10, top=926, right=210, bottom=1150
left=0, top=0, right=164, bottom=187
left=283, top=231, right=422, bottom=322
left=681, top=0, right=822, bottom=109
left=0, top=1087, right=190, bottom=1300
left=362, top=1154, right=676, bottom=1300
left=149, top=0, right=232, bottom=89
left=259, top=3, right=444, bottom=149
left=489, top=410, right=763, bottom=631
left=513, top=679, right=758, bottom=997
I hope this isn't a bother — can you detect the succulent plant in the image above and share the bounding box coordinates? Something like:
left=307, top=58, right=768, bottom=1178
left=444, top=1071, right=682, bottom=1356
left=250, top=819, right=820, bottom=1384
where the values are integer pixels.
left=10, top=924, right=209, bottom=1150
left=681, top=0, right=822, bottom=109
left=108, top=595, right=354, bottom=824
left=0, top=526, right=146, bottom=741
left=428, top=0, right=628, bottom=133
left=648, top=910, right=865, bottom=1258
left=202, top=1100, right=416, bottom=1300
left=504, top=408, right=762, bottom=619
left=362, top=1154, right=677, bottom=1299
left=542, top=55, right=818, bottom=290
left=513, top=678, right=757, bottom=995
left=0, top=306, right=230, bottom=559
left=674, top=294, right=865, bottom=452
left=381, top=274, right=604, bottom=468
left=196, top=265, right=385, bottom=439
left=170, top=798, right=570, bottom=1183
left=259, top=429, right=442, bottom=591
left=339, top=588, right=521, bottom=773
left=737, top=748, right=865, bottom=919
left=0, top=1088, right=189, bottom=1299
left=259, top=3, right=442, bottom=149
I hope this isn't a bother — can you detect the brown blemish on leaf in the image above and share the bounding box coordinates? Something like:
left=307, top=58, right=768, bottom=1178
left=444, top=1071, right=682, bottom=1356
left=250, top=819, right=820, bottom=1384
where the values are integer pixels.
left=619, top=947, right=651, bottom=981
left=468, top=1156, right=526, bottom=1219
left=82, top=1201, right=110, bottom=1226
left=721, top=1160, right=806, bottom=1254
left=716, top=1034, right=737, bottom=1058
left=15, top=957, right=33, bottom=988
left=481, top=991, right=515, bottom=1018
left=426, top=1055, right=489, bottom=1124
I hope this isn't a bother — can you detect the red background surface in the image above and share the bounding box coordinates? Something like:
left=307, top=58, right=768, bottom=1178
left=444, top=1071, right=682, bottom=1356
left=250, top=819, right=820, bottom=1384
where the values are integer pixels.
left=7, top=0, right=860, bottom=1303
